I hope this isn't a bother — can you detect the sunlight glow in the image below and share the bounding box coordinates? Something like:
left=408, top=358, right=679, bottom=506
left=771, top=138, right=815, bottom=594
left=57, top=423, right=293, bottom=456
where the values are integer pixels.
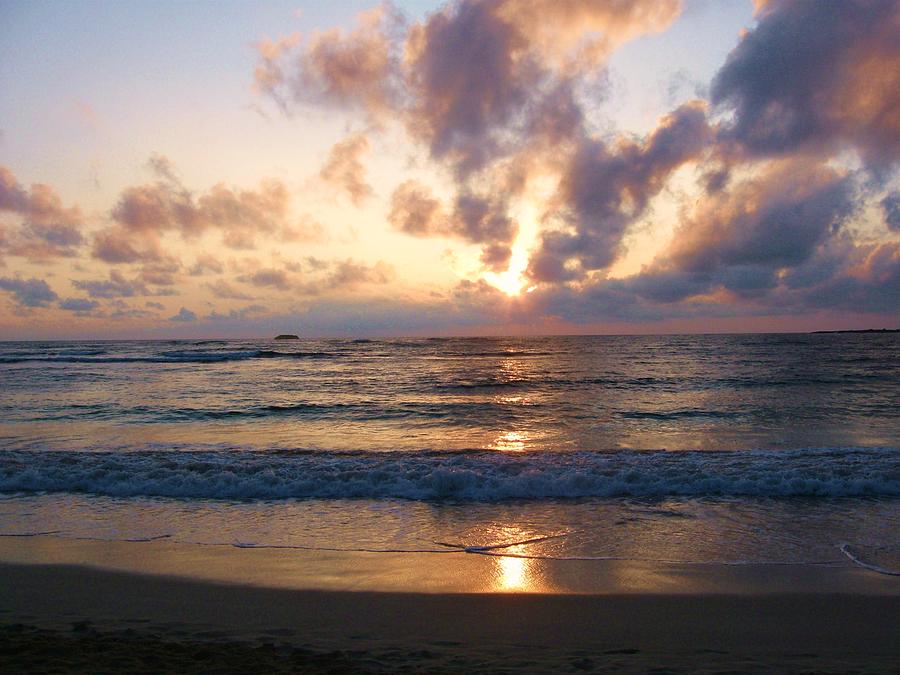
left=489, top=430, right=528, bottom=452
left=482, top=247, right=529, bottom=296
left=479, top=180, right=551, bottom=295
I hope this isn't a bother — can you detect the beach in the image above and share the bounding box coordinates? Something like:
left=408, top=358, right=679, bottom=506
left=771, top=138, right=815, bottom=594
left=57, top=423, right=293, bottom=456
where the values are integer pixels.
left=2, top=535, right=899, bottom=672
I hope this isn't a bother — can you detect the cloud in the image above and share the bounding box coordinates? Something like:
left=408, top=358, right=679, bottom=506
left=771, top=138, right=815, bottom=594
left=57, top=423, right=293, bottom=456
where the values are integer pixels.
left=882, top=192, right=899, bottom=231
left=241, top=267, right=293, bottom=290
left=73, top=270, right=150, bottom=299
left=59, top=297, right=100, bottom=313
left=632, top=158, right=856, bottom=302
left=387, top=181, right=516, bottom=271
left=232, top=257, right=395, bottom=297
left=205, top=279, right=255, bottom=300
left=92, top=227, right=162, bottom=264
left=169, top=307, right=197, bottom=322
left=402, top=0, right=682, bottom=175
left=319, top=132, right=373, bottom=206
left=189, top=254, right=225, bottom=276
left=257, top=0, right=682, bottom=178
left=807, top=241, right=899, bottom=313
left=109, top=300, right=159, bottom=320
left=711, top=0, right=900, bottom=171
left=387, top=180, right=443, bottom=235
left=138, top=258, right=182, bottom=286
left=0, top=166, right=85, bottom=260
left=0, top=276, right=58, bottom=307
left=528, top=101, right=710, bottom=282
left=319, top=258, right=394, bottom=289
left=281, top=213, right=328, bottom=243
left=254, top=4, right=403, bottom=118
left=95, top=157, right=305, bottom=262
left=206, top=304, right=268, bottom=321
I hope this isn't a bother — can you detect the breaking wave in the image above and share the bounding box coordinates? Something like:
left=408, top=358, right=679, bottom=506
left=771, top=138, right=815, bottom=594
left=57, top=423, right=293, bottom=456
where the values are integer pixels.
left=0, top=447, right=896, bottom=501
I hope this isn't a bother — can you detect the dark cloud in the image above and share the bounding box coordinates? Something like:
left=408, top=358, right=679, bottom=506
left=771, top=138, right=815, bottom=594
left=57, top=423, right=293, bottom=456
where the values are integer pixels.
left=636, top=158, right=855, bottom=302
left=59, top=298, right=100, bottom=313
left=169, top=307, right=197, bottom=322
left=387, top=181, right=516, bottom=271
left=528, top=101, right=710, bottom=282
left=788, top=240, right=899, bottom=313
left=73, top=270, right=149, bottom=299
left=448, top=193, right=516, bottom=247
left=0, top=276, right=58, bottom=307
left=319, top=133, right=373, bottom=206
left=257, top=0, right=681, bottom=178
left=404, top=0, right=539, bottom=175
left=403, top=0, right=682, bottom=175
left=711, top=0, right=900, bottom=171
left=882, top=192, right=899, bottom=231
left=479, top=243, right=512, bottom=272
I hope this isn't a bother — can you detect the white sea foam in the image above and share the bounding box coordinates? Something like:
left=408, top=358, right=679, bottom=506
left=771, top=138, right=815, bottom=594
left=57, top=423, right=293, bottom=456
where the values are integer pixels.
left=0, top=447, right=896, bottom=501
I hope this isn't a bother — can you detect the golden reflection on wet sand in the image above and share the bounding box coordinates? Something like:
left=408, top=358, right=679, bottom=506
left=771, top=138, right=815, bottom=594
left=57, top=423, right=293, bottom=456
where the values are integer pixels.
left=496, top=554, right=528, bottom=590
left=481, top=524, right=552, bottom=592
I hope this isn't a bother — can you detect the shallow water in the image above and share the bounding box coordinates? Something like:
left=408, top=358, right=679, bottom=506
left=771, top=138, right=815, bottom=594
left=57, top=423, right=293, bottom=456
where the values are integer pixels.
left=1, top=334, right=898, bottom=577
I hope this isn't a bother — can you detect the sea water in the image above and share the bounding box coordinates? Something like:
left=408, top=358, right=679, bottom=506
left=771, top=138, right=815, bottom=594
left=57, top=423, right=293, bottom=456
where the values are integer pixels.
left=0, top=334, right=897, bottom=577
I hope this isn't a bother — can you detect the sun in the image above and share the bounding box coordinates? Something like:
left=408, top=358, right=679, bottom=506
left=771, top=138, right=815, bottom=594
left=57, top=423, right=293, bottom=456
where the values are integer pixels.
left=478, top=184, right=549, bottom=296
left=481, top=226, right=534, bottom=296
left=483, top=254, right=528, bottom=295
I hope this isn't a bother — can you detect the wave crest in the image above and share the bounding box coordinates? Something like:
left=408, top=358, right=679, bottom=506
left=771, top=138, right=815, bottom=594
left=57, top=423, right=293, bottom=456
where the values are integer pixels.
left=0, top=447, right=896, bottom=501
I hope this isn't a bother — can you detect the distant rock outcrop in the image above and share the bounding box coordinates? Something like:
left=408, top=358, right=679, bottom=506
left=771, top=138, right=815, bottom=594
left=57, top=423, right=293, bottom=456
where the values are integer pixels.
left=274, top=334, right=299, bottom=340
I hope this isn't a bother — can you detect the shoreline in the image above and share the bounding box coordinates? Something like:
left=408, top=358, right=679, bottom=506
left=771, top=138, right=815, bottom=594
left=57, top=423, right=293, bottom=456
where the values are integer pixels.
left=2, top=533, right=899, bottom=595
left=2, top=559, right=898, bottom=673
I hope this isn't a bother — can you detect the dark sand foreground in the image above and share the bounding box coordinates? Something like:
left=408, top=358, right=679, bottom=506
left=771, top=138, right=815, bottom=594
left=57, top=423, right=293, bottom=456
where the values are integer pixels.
left=2, top=557, right=899, bottom=673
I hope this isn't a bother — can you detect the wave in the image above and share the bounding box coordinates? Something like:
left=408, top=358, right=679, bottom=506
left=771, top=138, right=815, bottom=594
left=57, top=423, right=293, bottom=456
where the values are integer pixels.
left=0, top=349, right=338, bottom=365
left=0, top=447, right=896, bottom=501
left=255, top=350, right=337, bottom=359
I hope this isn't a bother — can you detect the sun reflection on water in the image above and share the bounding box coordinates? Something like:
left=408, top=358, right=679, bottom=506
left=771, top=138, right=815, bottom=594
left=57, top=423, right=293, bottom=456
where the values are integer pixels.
left=489, top=430, right=528, bottom=452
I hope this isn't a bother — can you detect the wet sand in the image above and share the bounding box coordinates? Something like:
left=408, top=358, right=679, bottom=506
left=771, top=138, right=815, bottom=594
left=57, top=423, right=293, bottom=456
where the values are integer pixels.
left=1, top=538, right=898, bottom=672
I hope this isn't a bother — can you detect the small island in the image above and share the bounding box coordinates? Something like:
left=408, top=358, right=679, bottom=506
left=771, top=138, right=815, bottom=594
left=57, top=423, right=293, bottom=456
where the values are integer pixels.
left=273, top=334, right=299, bottom=340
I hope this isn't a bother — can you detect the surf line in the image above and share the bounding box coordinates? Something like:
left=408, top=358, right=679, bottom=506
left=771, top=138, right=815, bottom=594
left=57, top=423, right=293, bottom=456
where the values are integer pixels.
left=839, top=543, right=900, bottom=576
left=434, top=531, right=573, bottom=553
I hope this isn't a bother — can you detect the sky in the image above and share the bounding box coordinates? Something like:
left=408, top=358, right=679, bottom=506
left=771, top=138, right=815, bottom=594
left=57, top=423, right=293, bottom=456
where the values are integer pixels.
left=0, top=0, right=897, bottom=338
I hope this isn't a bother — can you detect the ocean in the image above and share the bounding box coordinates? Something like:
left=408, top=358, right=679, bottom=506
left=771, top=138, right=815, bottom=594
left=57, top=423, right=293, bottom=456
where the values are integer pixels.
left=1, top=333, right=898, bottom=580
